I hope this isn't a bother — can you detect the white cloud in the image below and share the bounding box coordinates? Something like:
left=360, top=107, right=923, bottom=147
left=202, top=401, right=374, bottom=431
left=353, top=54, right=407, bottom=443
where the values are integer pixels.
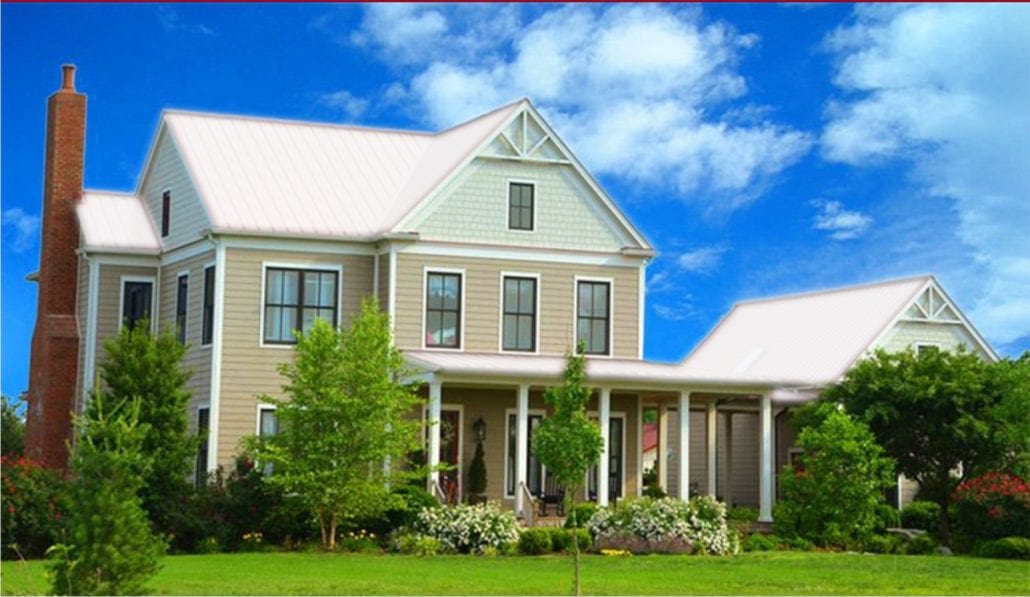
left=320, top=90, right=369, bottom=120
left=811, top=199, right=872, bottom=240
left=349, top=4, right=811, bottom=212
left=821, top=4, right=1030, bottom=345
left=677, top=246, right=726, bottom=274
left=156, top=6, right=214, bottom=36
left=1, top=208, right=40, bottom=253
left=654, top=302, right=697, bottom=322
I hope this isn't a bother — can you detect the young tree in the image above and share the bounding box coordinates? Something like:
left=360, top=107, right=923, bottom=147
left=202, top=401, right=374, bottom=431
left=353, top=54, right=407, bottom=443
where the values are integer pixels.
left=824, top=347, right=1026, bottom=542
left=98, top=322, right=196, bottom=537
left=533, top=349, right=603, bottom=596
left=1, top=394, right=25, bottom=458
left=246, top=297, right=423, bottom=549
left=47, top=392, right=165, bottom=595
left=774, top=402, right=896, bottom=547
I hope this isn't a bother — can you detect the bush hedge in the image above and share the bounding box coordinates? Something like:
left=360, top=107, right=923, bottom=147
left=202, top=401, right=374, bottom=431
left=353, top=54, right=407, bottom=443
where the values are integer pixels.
left=977, top=537, right=1030, bottom=560
left=952, top=472, right=1030, bottom=541
left=587, top=496, right=736, bottom=555
left=518, top=528, right=552, bottom=555
left=900, top=501, right=941, bottom=535
left=1, top=455, right=68, bottom=559
left=410, top=502, right=519, bottom=554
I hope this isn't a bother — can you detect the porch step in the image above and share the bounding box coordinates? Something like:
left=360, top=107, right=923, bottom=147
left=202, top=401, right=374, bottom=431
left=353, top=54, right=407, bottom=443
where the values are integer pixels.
left=530, top=515, right=566, bottom=528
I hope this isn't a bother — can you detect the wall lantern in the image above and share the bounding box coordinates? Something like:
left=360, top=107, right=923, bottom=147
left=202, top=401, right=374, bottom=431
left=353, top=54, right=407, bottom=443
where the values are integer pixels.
left=473, top=416, right=487, bottom=443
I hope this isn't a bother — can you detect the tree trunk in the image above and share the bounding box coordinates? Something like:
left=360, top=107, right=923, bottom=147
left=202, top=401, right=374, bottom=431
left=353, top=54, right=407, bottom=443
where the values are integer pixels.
left=329, top=514, right=338, bottom=550
left=568, top=492, right=580, bottom=597
left=937, top=495, right=951, bottom=545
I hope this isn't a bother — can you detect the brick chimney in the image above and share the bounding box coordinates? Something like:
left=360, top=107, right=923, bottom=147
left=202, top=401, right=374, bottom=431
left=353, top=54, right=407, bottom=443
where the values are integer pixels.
left=24, top=65, right=86, bottom=469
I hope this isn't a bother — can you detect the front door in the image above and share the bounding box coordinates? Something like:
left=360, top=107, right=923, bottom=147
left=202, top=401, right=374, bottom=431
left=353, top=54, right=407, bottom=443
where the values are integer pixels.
left=438, top=410, right=461, bottom=504
left=588, top=416, right=624, bottom=501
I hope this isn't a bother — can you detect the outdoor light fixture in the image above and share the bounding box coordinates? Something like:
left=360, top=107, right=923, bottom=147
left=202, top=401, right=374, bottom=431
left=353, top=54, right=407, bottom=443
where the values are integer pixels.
left=473, top=416, right=487, bottom=442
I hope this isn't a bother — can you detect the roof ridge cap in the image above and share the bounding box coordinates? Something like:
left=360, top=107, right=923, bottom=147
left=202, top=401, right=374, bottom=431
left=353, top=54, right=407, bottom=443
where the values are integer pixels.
left=734, top=274, right=934, bottom=307
left=163, top=109, right=435, bottom=137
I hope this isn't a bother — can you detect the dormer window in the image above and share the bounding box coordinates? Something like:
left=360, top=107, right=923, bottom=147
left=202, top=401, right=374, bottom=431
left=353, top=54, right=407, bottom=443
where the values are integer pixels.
left=508, top=182, right=534, bottom=231
left=161, top=191, right=171, bottom=237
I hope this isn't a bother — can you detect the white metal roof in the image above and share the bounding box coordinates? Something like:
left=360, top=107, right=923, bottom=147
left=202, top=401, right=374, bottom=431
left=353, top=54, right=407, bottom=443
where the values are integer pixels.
left=76, top=191, right=160, bottom=254
left=682, top=275, right=933, bottom=386
left=404, top=350, right=809, bottom=390
left=160, top=99, right=523, bottom=239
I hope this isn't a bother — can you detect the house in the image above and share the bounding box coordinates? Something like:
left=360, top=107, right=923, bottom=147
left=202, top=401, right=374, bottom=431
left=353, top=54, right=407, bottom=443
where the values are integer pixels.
left=24, top=66, right=996, bottom=522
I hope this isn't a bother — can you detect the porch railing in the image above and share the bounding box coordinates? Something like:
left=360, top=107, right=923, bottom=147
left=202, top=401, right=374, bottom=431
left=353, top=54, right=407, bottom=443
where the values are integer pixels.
left=519, top=482, right=537, bottom=527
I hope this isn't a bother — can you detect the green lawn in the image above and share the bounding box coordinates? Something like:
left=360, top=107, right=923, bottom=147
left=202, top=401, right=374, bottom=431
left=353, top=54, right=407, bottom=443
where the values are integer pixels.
left=2, top=551, right=1027, bottom=595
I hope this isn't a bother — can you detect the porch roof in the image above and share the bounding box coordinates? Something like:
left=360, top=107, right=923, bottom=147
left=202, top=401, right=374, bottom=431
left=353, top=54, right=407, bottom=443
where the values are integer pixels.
left=403, top=350, right=814, bottom=395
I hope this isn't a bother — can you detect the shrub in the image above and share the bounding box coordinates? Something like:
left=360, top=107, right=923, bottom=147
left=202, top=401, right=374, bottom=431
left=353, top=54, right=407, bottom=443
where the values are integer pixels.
left=1, top=455, right=68, bottom=559
left=873, top=503, right=901, bottom=531
left=781, top=536, right=815, bottom=551
left=977, top=537, right=1030, bottom=560
left=864, top=534, right=903, bottom=554
left=518, top=528, right=553, bottom=555
left=410, top=502, right=519, bottom=554
left=900, top=501, right=941, bottom=535
left=563, top=503, right=598, bottom=530
left=587, top=496, right=736, bottom=555
left=727, top=506, right=759, bottom=522
left=550, top=528, right=591, bottom=553
left=951, top=472, right=1030, bottom=541
left=467, top=441, right=487, bottom=499
left=903, top=533, right=938, bottom=555
left=774, top=403, right=896, bottom=548
left=744, top=534, right=778, bottom=552
left=355, top=484, right=438, bottom=540
left=338, top=529, right=380, bottom=553
left=392, top=533, right=443, bottom=556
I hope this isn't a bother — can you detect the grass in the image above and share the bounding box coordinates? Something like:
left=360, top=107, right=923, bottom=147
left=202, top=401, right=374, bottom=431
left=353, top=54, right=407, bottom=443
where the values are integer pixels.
left=2, top=551, right=1027, bottom=595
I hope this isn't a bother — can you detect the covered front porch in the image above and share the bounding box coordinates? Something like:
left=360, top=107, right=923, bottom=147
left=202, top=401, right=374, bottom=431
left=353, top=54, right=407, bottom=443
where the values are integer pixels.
left=406, top=351, right=815, bottom=523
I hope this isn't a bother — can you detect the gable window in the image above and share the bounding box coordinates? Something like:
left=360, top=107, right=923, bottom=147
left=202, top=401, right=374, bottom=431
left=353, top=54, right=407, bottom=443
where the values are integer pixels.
left=263, top=268, right=339, bottom=345
left=176, top=274, right=188, bottom=344
left=425, top=271, right=462, bottom=348
left=576, top=280, right=610, bottom=355
left=202, top=266, right=215, bottom=345
left=195, top=407, right=209, bottom=487
left=508, top=182, right=534, bottom=231
left=502, top=276, right=537, bottom=352
left=161, top=191, right=171, bottom=238
left=121, top=279, right=153, bottom=330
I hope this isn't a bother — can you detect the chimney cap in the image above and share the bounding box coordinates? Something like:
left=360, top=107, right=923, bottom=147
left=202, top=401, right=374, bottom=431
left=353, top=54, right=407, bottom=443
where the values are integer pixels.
left=61, top=64, right=76, bottom=91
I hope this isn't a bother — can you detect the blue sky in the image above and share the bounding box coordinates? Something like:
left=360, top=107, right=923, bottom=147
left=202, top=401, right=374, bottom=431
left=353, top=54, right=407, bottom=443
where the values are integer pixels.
left=2, top=3, right=1028, bottom=398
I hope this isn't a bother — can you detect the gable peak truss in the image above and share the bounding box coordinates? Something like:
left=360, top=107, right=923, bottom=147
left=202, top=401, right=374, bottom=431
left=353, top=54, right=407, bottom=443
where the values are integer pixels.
left=902, top=283, right=961, bottom=324
left=483, top=109, right=569, bottom=164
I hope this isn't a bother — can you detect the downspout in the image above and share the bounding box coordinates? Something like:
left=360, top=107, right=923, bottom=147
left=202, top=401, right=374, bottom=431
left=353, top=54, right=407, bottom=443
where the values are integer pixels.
left=388, top=243, right=398, bottom=333
left=205, top=232, right=225, bottom=473
left=79, top=249, right=100, bottom=413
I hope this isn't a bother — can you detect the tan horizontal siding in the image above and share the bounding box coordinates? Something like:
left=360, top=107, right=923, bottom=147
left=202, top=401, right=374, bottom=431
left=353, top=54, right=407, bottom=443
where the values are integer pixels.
left=94, top=263, right=159, bottom=376
left=394, top=253, right=640, bottom=357
left=140, top=129, right=209, bottom=250
left=216, top=247, right=375, bottom=466
left=159, top=250, right=215, bottom=415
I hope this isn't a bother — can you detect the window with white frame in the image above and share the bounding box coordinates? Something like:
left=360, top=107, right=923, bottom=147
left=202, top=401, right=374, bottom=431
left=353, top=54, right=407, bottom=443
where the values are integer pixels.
left=263, top=268, right=338, bottom=344
left=425, top=271, right=462, bottom=348
left=202, top=266, right=215, bottom=345
left=576, top=280, right=610, bottom=355
left=176, top=274, right=188, bottom=344
left=122, top=280, right=153, bottom=330
left=502, top=276, right=536, bottom=352
left=258, top=406, right=278, bottom=474
left=195, top=407, right=209, bottom=487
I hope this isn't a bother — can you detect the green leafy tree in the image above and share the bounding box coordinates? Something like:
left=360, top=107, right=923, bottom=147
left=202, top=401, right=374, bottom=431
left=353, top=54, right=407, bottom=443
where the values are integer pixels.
left=98, top=321, right=196, bottom=537
left=47, top=392, right=165, bottom=595
left=824, top=347, right=1027, bottom=541
left=1, top=394, right=25, bottom=457
left=246, top=297, right=423, bottom=549
left=985, top=353, right=1030, bottom=479
left=533, top=349, right=603, bottom=596
left=774, top=402, right=896, bottom=547
left=467, top=440, right=487, bottom=500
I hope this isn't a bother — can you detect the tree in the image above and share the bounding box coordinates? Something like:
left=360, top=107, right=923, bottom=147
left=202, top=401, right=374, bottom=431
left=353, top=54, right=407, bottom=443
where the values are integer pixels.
left=823, top=347, right=1027, bottom=542
left=246, top=297, right=423, bottom=549
left=2, top=394, right=25, bottom=458
left=467, top=440, right=487, bottom=501
left=533, top=349, right=603, bottom=596
left=774, top=402, right=896, bottom=547
left=47, top=392, right=165, bottom=595
left=985, top=353, right=1030, bottom=479
left=98, top=321, right=197, bottom=538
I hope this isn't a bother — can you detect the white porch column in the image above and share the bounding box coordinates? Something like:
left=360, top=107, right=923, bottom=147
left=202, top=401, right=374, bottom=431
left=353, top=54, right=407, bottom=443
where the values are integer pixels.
left=598, top=387, right=612, bottom=506
left=724, top=412, right=734, bottom=506
left=657, top=403, right=669, bottom=491
left=759, top=395, right=774, bottom=523
left=678, top=391, right=691, bottom=502
left=706, top=401, right=717, bottom=498
left=515, top=384, right=530, bottom=515
left=428, top=380, right=442, bottom=490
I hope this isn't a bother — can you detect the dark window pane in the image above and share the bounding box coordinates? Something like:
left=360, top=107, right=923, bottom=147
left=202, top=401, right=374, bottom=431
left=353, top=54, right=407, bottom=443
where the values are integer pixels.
left=263, top=268, right=338, bottom=344
left=508, top=183, right=534, bottom=230
left=176, top=275, right=188, bottom=344
left=425, top=272, right=462, bottom=348
left=202, top=267, right=215, bottom=344
left=161, top=191, right=171, bottom=238
left=122, top=281, right=152, bottom=330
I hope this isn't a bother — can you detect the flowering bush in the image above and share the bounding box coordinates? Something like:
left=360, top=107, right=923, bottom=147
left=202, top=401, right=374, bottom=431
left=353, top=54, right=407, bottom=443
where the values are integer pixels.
left=338, top=528, right=379, bottom=553
left=1, top=455, right=68, bottom=558
left=409, top=502, right=519, bottom=554
left=952, top=472, right=1030, bottom=540
left=587, top=496, right=737, bottom=555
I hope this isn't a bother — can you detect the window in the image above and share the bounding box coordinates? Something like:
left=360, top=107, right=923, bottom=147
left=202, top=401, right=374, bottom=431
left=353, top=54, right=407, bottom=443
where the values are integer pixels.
left=161, top=191, right=171, bottom=238
left=576, top=280, right=610, bottom=355
left=916, top=343, right=940, bottom=356
left=502, top=276, right=536, bottom=352
left=588, top=416, right=624, bottom=501
left=121, top=280, right=153, bottom=329
left=195, top=407, right=209, bottom=487
left=176, top=274, right=188, bottom=344
left=258, top=406, right=278, bottom=475
left=202, top=266, right=215, bottom=345
left=506, top=412, right=544, bottom=496
left=508, top=182, right=534, bottom=231
left=425, top=271, right=462, bottom=348
left=262, top=268, right=338, bottom=344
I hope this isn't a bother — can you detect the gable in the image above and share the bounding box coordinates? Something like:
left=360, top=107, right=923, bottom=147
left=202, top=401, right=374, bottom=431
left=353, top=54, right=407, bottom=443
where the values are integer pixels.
left=400, top=106, right=648, bottom=252
left=137, top=125, right=211, bottom=250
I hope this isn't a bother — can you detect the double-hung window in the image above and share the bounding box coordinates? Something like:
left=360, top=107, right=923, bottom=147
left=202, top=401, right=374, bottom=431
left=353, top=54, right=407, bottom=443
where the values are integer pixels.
left=202, top=266, right=215, bottom=345
left=263, top=268, right=338, bottom=345
left=425, top=271, right=462, bottom=349
left=576, top=280, right=611, bottom=355
left=502, top=276, right=536, bottom=352
left=175, top=274, right=188, bottom=344
left=195, top=407, right=209, bottom=487
left=121, top=279, right=153, bottom=330
left=161, top=191, right=171, bottom=238
left=508, top=182, right=534, bottom=231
